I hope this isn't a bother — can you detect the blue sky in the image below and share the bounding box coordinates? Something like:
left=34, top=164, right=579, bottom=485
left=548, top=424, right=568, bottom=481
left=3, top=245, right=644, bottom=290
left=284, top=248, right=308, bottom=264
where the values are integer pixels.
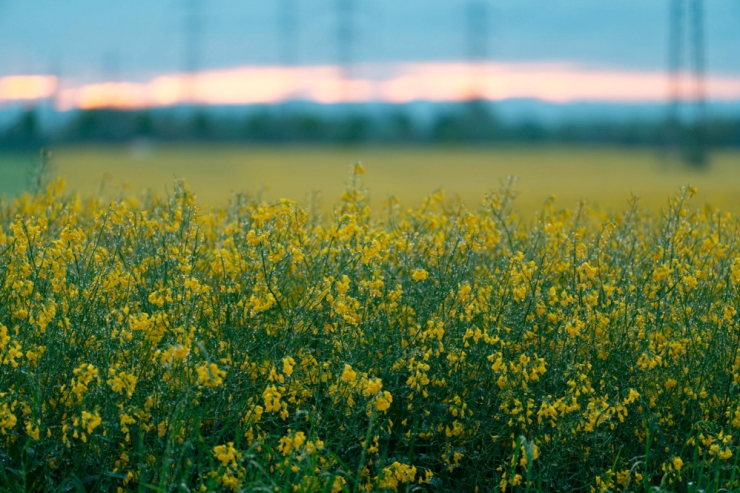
left=2, top=0, right=739, bottom=81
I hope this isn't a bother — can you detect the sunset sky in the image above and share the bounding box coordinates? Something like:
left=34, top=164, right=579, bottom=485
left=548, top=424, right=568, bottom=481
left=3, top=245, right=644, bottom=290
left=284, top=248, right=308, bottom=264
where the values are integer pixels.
left=1, top=1, right=739, bottom=108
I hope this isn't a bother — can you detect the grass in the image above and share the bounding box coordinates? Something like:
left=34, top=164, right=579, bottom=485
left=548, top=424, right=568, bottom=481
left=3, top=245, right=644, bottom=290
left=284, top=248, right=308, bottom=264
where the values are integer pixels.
left=1, top=144, right=736, bottom=216
left=0, top=151, right=39, bottom=198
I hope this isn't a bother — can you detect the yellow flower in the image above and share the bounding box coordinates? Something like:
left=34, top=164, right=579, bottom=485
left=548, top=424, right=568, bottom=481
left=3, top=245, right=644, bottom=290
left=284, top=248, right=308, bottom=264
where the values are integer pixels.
left=107, top=369, right=138, bottom=398
left=0, top=403, right=17, bottom=431
left=282, top=356, right=296, bottom=377
left=213, top=442, right=242, bottom=468
left=81, top=411, right=102, bottom=434
left=196, top=362, right=226, bottom=388
left=332, top=476, right=347, bottom=493
left=263, top=385, right=282, bottom=412
left=378, top=462, right=417, bottom=490
left=624, top=389, right=640, bottom=404
left=173, top=345, right=190, bottom=361
left=412, top=269, right=429, bottom=282
left=363, top=378, right=383, bottom=397
left=277, top=430, right=307, bottom=456
left=375, top=391, right=393, bottom=412
left=26, top=421, right=40, bottom=441
left=341, top=364, right=357, bottom=383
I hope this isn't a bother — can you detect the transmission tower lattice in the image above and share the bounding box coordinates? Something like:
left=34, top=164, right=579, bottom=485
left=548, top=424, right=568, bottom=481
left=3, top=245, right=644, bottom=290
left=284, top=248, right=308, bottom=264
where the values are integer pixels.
left=667, top=0, right=707, bottom=166
left=278, top=0, right=298, bottom=104
left=183, top=0, right=202, bottom=106
left=336, top=0, right=354, bottom=101
left=466, top=0, right=489, bottom=101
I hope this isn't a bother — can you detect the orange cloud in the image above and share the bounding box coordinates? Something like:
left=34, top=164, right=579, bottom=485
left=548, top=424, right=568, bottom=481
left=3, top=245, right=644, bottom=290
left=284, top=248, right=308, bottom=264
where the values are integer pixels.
left=75, top=82, right=151, bottom=110
left=12, top=62, right=740, bottom=110
left=0, top=75, right=57, bottom=101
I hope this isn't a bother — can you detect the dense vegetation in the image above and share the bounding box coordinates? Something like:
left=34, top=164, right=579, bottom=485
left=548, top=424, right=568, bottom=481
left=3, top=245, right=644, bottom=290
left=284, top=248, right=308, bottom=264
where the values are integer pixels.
left=3, top=102, right=737, bottom=157
left=2, top=166, right=740, bottom=491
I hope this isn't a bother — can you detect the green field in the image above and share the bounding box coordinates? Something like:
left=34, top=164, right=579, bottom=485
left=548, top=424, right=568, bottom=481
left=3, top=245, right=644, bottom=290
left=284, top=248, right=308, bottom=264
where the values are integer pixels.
left=0, top=152, right=39, bottom=198
left=2, top=145, right=740, bottom=215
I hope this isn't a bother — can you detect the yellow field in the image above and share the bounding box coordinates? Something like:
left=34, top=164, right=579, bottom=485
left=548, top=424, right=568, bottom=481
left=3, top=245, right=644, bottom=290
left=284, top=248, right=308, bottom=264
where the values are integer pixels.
left=4, top=164, right=740, bottom=491
left=4, top=145, right=740, bottom=215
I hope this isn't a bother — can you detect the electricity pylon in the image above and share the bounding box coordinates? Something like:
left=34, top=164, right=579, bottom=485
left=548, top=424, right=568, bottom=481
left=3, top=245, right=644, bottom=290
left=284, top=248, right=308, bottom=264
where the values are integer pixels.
left=667, top=0, right=707, bottom=166
left=466, top=0, right=488, bottom=101
left=667, top=0, right=683, bottom=130
left=688, top=0, right=707, bottom=166
left=48, top=57, right=62, bottom=112
left=336, top=0, right=354, bottom=101
left=183, top=0, right=202, bottom=106
left=278, top=0, right=298, bottom=104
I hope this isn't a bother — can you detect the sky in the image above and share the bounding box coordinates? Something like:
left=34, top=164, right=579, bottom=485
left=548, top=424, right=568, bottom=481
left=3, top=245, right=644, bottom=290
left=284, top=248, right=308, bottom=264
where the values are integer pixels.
left=1, top=0, right=740, bottom=107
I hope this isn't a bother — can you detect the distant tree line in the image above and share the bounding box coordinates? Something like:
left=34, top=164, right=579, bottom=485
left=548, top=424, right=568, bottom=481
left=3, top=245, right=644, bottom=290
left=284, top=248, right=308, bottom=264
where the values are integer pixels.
left=2, top=101, right=739, bottom=151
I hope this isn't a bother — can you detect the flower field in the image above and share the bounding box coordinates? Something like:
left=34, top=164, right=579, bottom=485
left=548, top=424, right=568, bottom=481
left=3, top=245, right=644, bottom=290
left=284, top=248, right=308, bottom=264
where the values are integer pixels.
left=3, top=164, right=740, bottom=492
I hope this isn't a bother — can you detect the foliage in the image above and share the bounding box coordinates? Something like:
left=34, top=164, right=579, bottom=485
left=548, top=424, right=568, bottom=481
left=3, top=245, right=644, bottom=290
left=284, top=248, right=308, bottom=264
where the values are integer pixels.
left=3, top=104, right=740, bottom=148
left=2, top=165, right=740, bottom=492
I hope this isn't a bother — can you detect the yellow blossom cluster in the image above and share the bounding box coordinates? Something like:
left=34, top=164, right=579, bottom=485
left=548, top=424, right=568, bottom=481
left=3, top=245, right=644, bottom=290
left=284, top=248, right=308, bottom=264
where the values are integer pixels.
left=1, top=171, right=740, bottom=491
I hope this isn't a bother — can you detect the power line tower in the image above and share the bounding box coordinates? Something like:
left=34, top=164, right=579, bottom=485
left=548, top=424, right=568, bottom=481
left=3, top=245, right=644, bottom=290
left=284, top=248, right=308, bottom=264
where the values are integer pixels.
left=688, top=0, right=707, bottom=166
left=183, top=0, right=203, bottom=107
left=667, top=0, right=684, bottom=131
left=336, top=0, right=354, bottom=101
left=466, top=0, right=488, bottom=101
left=278, top=0, right=298, bottom=105
left=48, top=56, right=62, bottom=112
left=667, top=0, right=707, bottom=167
left=45, top=56, right=62, bottom=135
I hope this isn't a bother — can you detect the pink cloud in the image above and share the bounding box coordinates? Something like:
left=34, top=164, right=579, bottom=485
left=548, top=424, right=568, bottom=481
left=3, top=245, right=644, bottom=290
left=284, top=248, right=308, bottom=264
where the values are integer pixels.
left=5, top=62, right=740, bottom=110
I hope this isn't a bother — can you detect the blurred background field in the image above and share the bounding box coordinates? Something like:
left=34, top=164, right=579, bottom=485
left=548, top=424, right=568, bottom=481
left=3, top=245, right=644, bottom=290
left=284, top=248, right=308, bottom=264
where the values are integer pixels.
left=2, top=145, right=739, bottom=216
left=1, top=1, right=739, bottom=216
